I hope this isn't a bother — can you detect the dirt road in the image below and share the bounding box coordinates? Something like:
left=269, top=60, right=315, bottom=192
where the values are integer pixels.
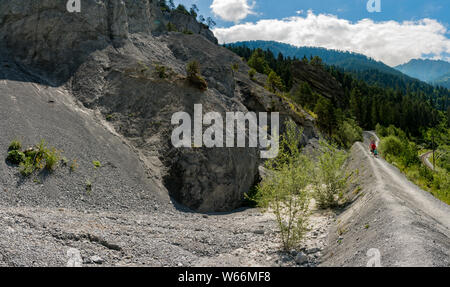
left=421, top=151, right=435, bottom=171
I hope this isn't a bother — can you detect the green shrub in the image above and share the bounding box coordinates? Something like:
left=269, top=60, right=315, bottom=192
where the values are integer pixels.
left=375, top=123, right=387, bottom=137
left=19, top=158, right=34, bottom=177
left=433, top=170, right=450, bottom=203
left=166, top=22, right=178, bottom=32
left=334, top=119, right=363, bottom=149
left=8, top=140, right=22, bottom=151
left=248, top=68, right=256, bottom=80
left=256, top=120, right=312, bottom=251
left=437, top=149, right=450, bottom=172
left=186, top=61, right=207, bottom=90
left=419, top=165, right=434, bottom=183
left=380, top=135, right=403, bottom=157
left=175, top=4, right=190, bottom=15
left=7, top=150, right=25, bottom=164
left=186, top=60, right=200, bottom=76
left=44, top=148, right=60, bottom=171
left=312, top=141, right=348, bottom=208
left=231, top=63, right=239, bottom=72
left=401, top=141, right=419, bottom=167
left=265, top=71, right=285, bottom=93
left=182, top=29, right=193, bottom=35
left=154, top=64, right=168, bottom=79
left=248, top=49, right=271, bottom=75
left=6, top=139, right=64, bottom=176
left=93, top=161, right=102, bottom=168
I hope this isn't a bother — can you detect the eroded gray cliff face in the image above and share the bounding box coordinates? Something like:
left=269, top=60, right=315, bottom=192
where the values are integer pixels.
left=0, top=0, right=317, bottom=212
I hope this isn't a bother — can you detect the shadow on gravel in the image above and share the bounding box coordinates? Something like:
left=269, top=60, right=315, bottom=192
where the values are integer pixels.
left=170, top=196, right=254, bottom=216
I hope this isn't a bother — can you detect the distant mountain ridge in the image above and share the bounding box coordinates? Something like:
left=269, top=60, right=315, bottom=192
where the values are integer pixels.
left=228, top=40, right=404, bottom=76
left=395, top=59, right=450, bottom=88
left=225, top=40, right=449, bottom=112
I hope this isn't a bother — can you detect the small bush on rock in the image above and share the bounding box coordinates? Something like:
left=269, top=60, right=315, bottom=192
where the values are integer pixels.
left=154, top=64, right=168, bottom=79
left=186, top=60, right=207, bottom=90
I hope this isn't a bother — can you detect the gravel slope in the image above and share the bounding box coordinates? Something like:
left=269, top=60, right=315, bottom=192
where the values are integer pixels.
left=321, top=132, right=450, bottom=267
left=0, top=57, right=330, bottom=267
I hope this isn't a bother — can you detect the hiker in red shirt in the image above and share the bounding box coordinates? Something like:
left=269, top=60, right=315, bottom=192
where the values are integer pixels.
left=370, top=140, right=376, bottom=154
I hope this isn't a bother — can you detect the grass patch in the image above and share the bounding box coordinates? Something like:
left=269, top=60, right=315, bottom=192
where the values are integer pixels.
left=5, top=139, right=64, bottom=177
left=377, top=127, right=450, bottom=205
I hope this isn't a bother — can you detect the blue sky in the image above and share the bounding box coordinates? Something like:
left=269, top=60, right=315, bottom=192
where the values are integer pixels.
left=174, top=1, right=450, bottom=66
left=176, top=0, right=449, bottom=27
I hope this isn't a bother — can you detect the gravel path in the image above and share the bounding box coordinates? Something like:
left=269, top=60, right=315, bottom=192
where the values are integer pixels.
left=321, top=132, right=450, bottom=266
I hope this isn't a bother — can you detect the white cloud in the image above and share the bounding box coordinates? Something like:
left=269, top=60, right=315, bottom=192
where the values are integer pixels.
left=210, top=0, right=255, bottom=23
left=213, top=11, right=450, bottom=66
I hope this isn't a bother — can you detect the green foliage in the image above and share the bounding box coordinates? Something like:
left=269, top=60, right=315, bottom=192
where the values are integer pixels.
left=314, top=96, right=336, bottom=138
left=265, top=71, right=285, bottom=93
left=378, top=127, right=449, bottom=204
left=44, top=148, right=60, bottom=171
left=247, top=49, right=271, bottom=75
left=7, top=150, right=25, bottom=165
left=186, top=61, right=208, bottom=90
left=5, top=139, right=63, bottom=177
left=19, top=158, right=34, bottom=177
left=437, top=148, right=450, bottom=172
left=248, top=68, right=256, bottom=80
left=380, top=135, right=403, bottom=157
left=186, top=60, right=200, bottom=77
left=310, top=55, right=323, bottom=67
left=92, top=161, right=102, bottom=168
left=292, top=81, right=316, bottom=110
left=433, top=170, right=450, bottom=203
left=333, top=118, right=363, bottom=149
left=154, top=64, right=168, bottom=79
left=182, top=29, right=193, bottom=35
left=312, top=141, right=348, bottom=209
left=379, top=132, right=419, bottom=167
left=231, top=63, right=239, bottom=72
left=166, top=22, right=177, bottom=32
left=175, top=4, right=190, bottom=15
left=8, top=140, right=22, bottom=151
left=256, top=120, right=312, bottom=251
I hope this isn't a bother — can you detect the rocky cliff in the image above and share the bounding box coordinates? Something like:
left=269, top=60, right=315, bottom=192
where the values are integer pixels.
left=0, top=0, right=317, bottom=212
